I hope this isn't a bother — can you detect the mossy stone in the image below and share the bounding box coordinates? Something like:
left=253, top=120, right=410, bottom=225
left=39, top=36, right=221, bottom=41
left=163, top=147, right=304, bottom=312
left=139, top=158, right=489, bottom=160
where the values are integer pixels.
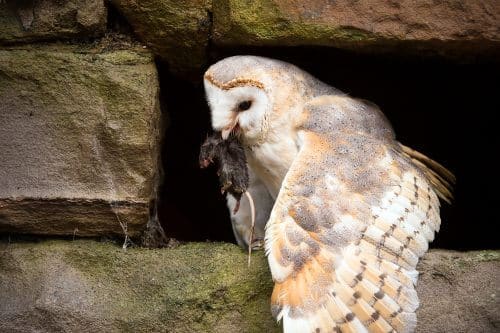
left=0, top=44, right=161, bottom=237
left=0, top=240, right=498, bottom=332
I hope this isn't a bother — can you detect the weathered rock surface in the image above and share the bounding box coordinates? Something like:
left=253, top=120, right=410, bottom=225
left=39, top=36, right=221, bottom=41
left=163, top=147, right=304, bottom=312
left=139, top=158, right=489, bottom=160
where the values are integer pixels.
left=0, top=0, right=106, bottom=44
left=0, top=240, right=278, bottom=333
left=416, top=250, right=500, bottom=332
left=110, top=0, right=211, bottom=77
left=213, top=0, right=500, bottom=59
left=0, top=44, right=161, bottom=237
left=0, top=241, right=498, bottom=333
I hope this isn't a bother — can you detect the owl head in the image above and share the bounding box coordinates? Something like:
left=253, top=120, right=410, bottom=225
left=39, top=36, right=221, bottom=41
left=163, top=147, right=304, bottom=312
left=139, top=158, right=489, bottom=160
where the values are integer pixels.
left=204, top=56, right=325, bottom=145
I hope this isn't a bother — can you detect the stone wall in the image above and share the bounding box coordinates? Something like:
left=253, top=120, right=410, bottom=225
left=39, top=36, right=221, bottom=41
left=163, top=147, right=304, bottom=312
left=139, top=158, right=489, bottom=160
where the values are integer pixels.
left=0, top=1, right=499, bottom=332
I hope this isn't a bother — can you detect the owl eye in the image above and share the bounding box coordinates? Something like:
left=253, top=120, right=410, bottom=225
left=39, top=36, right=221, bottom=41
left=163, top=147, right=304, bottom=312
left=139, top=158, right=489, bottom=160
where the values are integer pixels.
left=237, top=100, right=252, bottom=111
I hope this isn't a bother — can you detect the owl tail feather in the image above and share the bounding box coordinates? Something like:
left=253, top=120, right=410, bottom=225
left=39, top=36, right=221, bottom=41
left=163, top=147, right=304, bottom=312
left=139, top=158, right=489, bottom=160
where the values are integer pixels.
left=399, top=144, right=455, bottom=204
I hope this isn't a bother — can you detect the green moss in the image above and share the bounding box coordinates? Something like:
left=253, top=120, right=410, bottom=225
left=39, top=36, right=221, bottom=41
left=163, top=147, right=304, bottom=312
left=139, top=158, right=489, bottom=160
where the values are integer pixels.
left=214, top=0, right=377, bottom=46
left=450, top=250, right=500, bottom=270
left=98, top=50, right=153, bottom=65
left=471, top=250, right=500, bottom=262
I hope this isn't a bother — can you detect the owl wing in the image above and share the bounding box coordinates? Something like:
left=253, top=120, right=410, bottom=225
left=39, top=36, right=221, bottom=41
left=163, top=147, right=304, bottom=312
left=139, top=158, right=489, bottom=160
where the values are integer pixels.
left=265, top=96, right=452, bottom=333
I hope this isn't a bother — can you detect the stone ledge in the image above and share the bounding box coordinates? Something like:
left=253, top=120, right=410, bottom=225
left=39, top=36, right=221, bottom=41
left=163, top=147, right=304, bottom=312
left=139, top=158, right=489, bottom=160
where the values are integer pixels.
left=0, top=241, right=498, bottom=332
left=0, top=199, right=148, bottom=237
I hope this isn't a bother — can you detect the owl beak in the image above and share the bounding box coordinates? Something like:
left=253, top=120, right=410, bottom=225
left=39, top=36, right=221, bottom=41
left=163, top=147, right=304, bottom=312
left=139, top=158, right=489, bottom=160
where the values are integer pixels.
left=221, top=126, right=233, bottom=140
left=221, top=120, right=239, bottom=140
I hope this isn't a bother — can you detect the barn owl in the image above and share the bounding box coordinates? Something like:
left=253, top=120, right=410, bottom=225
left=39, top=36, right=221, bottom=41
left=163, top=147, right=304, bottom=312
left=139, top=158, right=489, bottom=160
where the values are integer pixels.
left=204, top=56, right=453, bottom=333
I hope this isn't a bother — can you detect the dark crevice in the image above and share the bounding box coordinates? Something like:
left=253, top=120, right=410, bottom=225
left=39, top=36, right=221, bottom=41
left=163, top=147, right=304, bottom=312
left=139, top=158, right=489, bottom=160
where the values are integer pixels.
left=105, top=1, right=135, bottom=36
left=156, top=59, right=235, bottom=243
left=158, top=45, right=498, bottom=250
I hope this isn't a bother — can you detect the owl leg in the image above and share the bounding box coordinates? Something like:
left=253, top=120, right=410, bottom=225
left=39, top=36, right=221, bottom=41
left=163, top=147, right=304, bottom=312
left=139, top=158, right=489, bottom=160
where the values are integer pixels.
left=227, top=168, right=274, bottom=250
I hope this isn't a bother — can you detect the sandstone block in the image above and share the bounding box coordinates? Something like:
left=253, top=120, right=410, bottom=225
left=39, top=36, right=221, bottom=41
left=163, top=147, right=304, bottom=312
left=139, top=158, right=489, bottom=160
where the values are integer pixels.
left=213, top=0, right=500, bottom=59
left=0, top=45, right=161, bottom=237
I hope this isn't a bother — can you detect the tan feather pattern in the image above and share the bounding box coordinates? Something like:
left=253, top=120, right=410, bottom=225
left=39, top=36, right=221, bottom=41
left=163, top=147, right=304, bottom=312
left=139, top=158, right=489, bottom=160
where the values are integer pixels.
left=265, top=96, right=451, bottom=333
left=399, top=144, right=455, bottom=204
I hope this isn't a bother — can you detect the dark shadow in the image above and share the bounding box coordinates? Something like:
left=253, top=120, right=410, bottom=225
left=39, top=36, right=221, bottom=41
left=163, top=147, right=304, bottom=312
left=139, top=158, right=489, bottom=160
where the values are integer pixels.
left=156, top=60, right=235, bottom=243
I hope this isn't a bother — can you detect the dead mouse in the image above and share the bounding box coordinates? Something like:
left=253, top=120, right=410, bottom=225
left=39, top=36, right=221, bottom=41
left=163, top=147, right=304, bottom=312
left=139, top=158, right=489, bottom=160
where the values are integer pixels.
left=199, top=132, right=257, bottom=266
left=199, top=132, right=249, bottom=212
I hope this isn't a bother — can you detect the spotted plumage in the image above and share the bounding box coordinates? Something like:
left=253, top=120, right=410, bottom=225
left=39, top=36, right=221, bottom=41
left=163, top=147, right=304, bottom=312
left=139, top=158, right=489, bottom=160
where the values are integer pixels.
left=204, top=56, right=454, bottom=332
